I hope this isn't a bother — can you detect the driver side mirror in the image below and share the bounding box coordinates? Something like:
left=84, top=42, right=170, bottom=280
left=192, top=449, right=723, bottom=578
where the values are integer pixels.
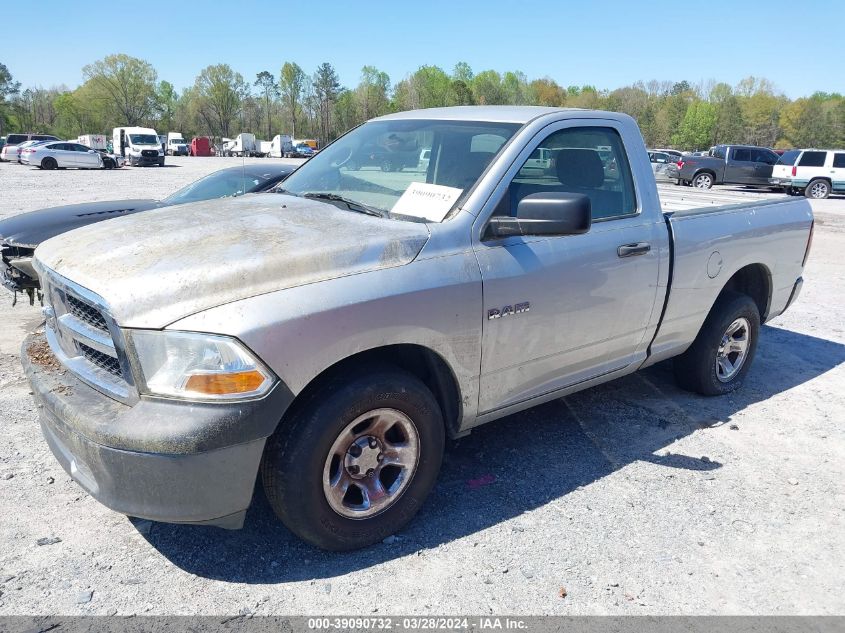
left=488, top=192, right=591, bottom=238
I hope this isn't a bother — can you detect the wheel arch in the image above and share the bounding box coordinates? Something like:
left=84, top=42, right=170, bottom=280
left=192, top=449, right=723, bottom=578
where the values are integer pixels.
left=280, top=343, right=463, bottom=439
left=717, top=263, right=773, bottom=321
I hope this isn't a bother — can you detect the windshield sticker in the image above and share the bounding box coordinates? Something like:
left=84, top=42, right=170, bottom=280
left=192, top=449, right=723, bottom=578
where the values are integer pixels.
left=391, top=182, right=463, bottom=222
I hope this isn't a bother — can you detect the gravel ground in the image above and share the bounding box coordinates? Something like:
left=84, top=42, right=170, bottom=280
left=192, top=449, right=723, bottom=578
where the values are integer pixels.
left=0, top=157, right=843, bottom=615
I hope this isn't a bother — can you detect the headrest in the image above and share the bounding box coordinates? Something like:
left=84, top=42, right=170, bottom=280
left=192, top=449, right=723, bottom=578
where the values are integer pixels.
left=556, top=148, right=605, bottom=189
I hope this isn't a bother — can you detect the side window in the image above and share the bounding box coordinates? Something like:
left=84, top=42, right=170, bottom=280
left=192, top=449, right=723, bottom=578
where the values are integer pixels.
left=732, top=148, right=752, bottom=162
left=833, top=154, right=845, bottom=169
left=798, top=151, right=826, bottom=167
left=712, top=146, right=726, bottom=159
left=754, top=150, right=778, bottom=165
left=495, top=126, right=637, bottom=222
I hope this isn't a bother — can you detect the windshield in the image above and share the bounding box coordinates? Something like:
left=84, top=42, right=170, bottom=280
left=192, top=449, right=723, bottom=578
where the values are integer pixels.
left=170, top=138, right=185, bottom=144
left=776, top=150, right=801, bottom=166
left=278, top=119, right=520, bottom=222
left=163, top=170, right=270, bottom=205
left=129, top=134, right=159, bottom=145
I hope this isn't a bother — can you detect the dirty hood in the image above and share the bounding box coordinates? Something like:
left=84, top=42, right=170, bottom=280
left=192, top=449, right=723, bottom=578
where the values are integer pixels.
left=35, top=194, right=430, bottom=328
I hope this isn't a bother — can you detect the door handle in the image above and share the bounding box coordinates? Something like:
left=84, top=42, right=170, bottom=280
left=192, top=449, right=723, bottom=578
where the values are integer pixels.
left=617, top=242, right=651, bottom=257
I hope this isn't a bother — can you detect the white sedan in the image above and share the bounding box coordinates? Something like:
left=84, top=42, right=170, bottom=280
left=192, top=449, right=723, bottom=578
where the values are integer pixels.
left=21, top=141, right=103, bottom=170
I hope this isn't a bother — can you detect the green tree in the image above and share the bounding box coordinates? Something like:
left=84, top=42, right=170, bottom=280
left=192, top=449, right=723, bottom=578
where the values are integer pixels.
left=312, top=62, right=341, bottom=143
left=193, top=64, right=248, bottom=138
left=155, top=80, right=179, bottom=132
left=472, top=70, right=505, bottom=105
left=672, top=101, right=717, bottom=149
left=0, top=62, right=21, bottom=135
left=254, top=70, right=278, bottom=139
left=356, top=65, right=390, bottom=120
left=82, top=54, right=158, bottom=125
left=279, top=62, right=305, bottom=137
left=527, top=78, right=565, bottom=107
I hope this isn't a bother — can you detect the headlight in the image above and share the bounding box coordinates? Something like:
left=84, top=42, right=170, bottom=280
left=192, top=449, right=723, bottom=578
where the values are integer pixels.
left=127, top=330, right=275, bottom=401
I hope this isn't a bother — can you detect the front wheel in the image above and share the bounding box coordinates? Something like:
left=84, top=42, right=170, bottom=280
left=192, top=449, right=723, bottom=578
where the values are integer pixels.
left=805, top=179, right=830, bottom=199
left=674, top=291, right=760, bottom=396
left=261, top=367, right=444, bottom=550
left=692, top=172, right=714, bottom=189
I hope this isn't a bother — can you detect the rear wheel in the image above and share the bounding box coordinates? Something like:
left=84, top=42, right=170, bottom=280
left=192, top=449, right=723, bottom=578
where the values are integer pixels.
left=381, top=159, right=394, bottom=172
left=805, top=179, right=830, bottom=199
left=692, top=172, right=714, bottom=189
left=41, top=157, right=57, bottom=170
left=674, top=291, right=760, bottom=396
left=261, top=366, right=444, bottom=550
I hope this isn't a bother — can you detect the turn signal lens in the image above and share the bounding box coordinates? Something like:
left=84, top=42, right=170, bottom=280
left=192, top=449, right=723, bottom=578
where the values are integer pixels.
left=184, top=370, right=267, bottom=395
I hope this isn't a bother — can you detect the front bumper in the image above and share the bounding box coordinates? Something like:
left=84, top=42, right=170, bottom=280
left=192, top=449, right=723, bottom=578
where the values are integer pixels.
left=131, top=154, right=163, bottom=166
left=1, top=245, right=38, bottom=293
left=23, top=330, right=293, bottom=528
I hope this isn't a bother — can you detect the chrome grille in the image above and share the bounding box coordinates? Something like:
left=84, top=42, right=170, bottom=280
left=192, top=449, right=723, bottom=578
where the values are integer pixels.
left=40, top=269, right=136, bottom=403
left=78, top=342, right=122, bottom=377
left=66, top=293, right=109, bottom=331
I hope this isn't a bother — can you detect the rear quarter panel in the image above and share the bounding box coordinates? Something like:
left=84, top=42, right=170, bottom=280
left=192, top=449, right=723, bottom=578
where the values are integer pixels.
left=645, top=198, right=813, bottom=365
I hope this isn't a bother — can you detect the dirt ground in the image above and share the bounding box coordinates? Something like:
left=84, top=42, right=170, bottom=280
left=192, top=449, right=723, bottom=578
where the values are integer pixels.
left=0, top=157, right=842, bottom=615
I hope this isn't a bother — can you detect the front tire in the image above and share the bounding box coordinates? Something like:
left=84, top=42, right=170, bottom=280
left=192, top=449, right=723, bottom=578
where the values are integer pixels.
left=674, top=291, right=760, bottom=396
left=692, top=172, right=714, bottom=189
left=805, top=179, right=830, bottom=199
left=261, top=367, right=445, bottom=551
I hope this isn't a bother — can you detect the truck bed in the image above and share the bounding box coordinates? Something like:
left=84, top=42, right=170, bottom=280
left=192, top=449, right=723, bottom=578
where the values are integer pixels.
left=657, top=183, right=780, bottom=213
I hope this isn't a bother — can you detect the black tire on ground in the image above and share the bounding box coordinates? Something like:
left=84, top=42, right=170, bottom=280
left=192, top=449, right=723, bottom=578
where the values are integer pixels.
left=805, top=178, right=830, bottom=199
left=692, top=172, right=714, bottom=189
left=673, top=290, right=760, bottom=396
left=158, top=159, right=165, bottom=167
left=261, top=366, right=445, bottom=551
left=380, top=159, right=393, bottom=172
left=41, top=157, right=57, bottom=170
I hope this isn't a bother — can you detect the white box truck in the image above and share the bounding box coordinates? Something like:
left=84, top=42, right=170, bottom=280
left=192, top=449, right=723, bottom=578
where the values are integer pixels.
left=113, top=127, right=165, bottom=166
left=269, top=134, right=294, bottom=158
left=256, top=140, right=272, bottom=157
left=166, top=132, right=189, bottom=156
left=223, top=133, right=256, bottom=157
left=77, top=134, right=107, bottom=150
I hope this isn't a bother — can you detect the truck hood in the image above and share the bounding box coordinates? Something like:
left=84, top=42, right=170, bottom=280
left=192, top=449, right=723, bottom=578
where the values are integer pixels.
left=0, top=199, right=161, bottom=248
left=34, top=194, right=430, bottom=328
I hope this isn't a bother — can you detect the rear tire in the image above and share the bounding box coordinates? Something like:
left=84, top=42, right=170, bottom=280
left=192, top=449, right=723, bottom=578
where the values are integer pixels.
left=41, top=157, right=57, bottom=170
left=805, top=179, right=830, bottom=199
left=381, top=159, right=394, bottom=172
left=692, top=172, right=714, bottom=189
left=674, top=291, right=760, bottom=396
left=261, top=366, right=445, bottom=551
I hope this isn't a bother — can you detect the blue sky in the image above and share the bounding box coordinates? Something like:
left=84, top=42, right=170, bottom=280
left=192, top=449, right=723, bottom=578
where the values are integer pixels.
left=4, top=1, right=843, bottom=98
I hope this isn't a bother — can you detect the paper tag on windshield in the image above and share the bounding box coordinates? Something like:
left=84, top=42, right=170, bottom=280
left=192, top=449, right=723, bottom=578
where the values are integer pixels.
left=391, top=182, right=463, bottom=222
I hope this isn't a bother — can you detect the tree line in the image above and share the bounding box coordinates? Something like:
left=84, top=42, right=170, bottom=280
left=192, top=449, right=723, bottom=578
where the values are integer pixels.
left=1, top=55, right=844, bottom=150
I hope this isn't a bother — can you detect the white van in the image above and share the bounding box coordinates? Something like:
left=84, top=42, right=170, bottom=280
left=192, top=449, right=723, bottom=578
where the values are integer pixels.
left=113, top=127, right=165, bottom=166
left=166, top=132, right=188, bottom=156
left=770, top=148, right=845, bottom=199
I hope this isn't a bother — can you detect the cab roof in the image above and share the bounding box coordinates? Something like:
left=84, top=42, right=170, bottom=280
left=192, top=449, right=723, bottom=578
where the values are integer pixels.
left=373, top=105, right=596, bottom=125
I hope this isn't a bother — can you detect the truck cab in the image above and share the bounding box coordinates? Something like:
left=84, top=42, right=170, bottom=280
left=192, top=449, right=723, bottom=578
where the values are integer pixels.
left=166, top=133, right=188, bottom=156
left=113, top=127, right=165, bottom=167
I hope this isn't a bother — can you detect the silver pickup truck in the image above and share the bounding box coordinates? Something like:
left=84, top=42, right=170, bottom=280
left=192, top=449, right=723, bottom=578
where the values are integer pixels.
left=23, top=107, right=814, bottom=551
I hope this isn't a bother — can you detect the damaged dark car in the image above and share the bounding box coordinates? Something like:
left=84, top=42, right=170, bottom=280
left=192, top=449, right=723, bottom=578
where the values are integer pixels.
left=0, top=164, right=296, bottom=303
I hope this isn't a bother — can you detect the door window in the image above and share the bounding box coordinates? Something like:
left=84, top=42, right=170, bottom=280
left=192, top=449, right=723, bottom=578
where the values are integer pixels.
left=732, top=148, right=753, bottom=162
left=495, top=126, right=637, bottom=222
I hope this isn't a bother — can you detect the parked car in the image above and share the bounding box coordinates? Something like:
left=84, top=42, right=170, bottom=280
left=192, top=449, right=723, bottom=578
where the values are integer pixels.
left=769, top=148, right=845, bottom=199
left=97, top=149, right=125, bottom=169
left=21, top=141, right=104, bottom=170
left=290, top=143, right=315, bottom=158
left=4, top=139, right=49, bottom=163
left=648, top=150, right=675, bottom=181
left=0, top=133, right=60, bottom=162
left=417, top=147, right=431, bottom=171
left=0, top=164, right=296, bottom=299
left=652, top=148, right=684, bottom=161
left=21, top=106, right=813, bottom=550
left=676, top=145, right=780, bottom=188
